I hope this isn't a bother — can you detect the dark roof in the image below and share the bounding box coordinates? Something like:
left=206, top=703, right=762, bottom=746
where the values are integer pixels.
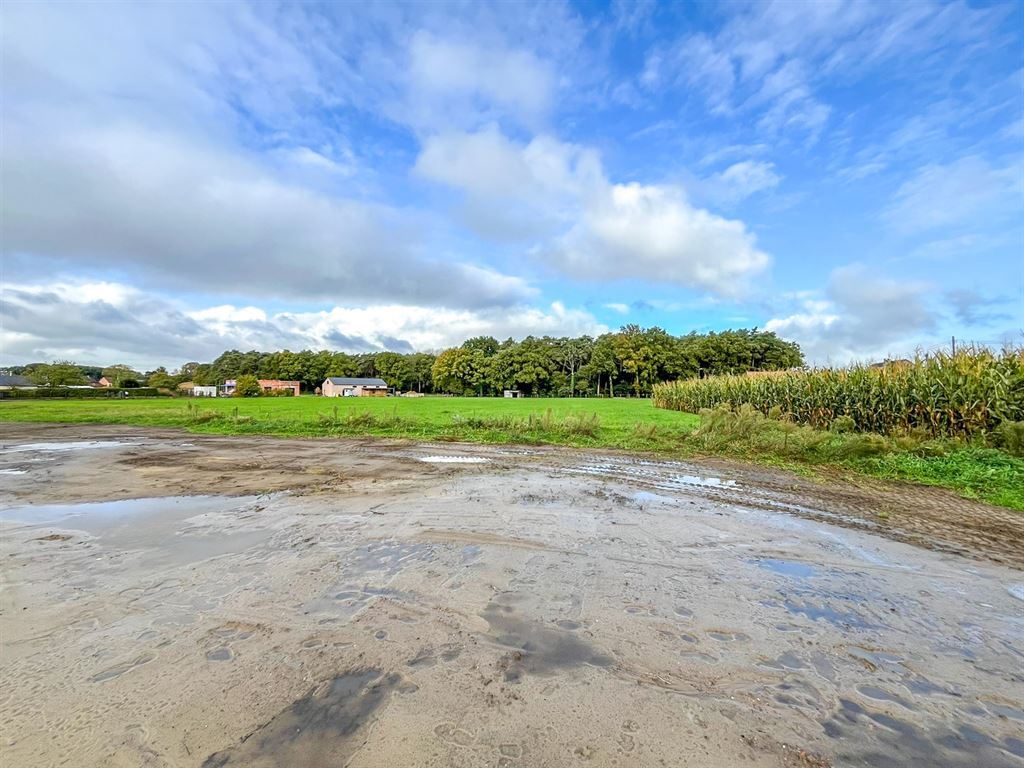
left=0, top=374, right=34, bottom=387
left=324, top=377, right=388, bottom=387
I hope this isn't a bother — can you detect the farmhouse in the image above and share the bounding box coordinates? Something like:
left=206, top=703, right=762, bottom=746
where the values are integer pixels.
left=0, top=374, right=35, bottom=390
left=322, top=377, right=388, bottom=397
left=98, top=377, right=114, bottom=387
left=219, top=379, right=300, bottom=396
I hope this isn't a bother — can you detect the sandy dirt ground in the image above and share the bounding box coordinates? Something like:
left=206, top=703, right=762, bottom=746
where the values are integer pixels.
left=1, top=422, right=1022, bottom=768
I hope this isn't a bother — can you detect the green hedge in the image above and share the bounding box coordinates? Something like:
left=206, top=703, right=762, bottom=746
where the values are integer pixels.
left=0, top=387, right=169, bottom=399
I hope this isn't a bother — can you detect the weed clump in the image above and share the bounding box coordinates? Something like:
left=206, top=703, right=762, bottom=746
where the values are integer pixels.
left=994, top=420, right=1024, bottom=457
left=449, top=408, right=601, bottom=441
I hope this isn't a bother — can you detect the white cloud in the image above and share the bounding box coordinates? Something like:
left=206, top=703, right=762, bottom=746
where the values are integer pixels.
left=766, top=264, right=937, bottom=364
left=603, top=303, right=630, bottom=315
left=402, top=32, right=555, bottom=131
left=416, top=128, right=772, bottom=297
left=2, top=123, right=533, bottom=308
left=642, top=1, right=1004, bottom=143
left=703, top=160, right=782, bottom=205
left=0, top=281, right=606, bottom=370
left=551, top=183, right=770, bottom=298
left=884, top=155, right=1023, bottom=235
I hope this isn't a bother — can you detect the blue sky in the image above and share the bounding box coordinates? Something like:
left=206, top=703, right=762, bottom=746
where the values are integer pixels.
left=2, top=0, right=1021, bottom=369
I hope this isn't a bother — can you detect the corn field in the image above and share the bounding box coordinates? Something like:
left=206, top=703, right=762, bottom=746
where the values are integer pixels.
left=652, top=349, right=1024, bottom=439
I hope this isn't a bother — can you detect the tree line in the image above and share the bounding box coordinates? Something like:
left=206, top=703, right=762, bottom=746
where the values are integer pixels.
left=7, top=327, right=802, bottom=396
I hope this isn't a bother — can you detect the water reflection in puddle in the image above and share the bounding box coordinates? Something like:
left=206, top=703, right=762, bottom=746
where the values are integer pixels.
left=418, top=456, right=489, bottom=464
left=756, top=558, right=820, bottom=578
left=0, top=495, right=239, bottom=528
left=1, top=440, right=131, bottom=453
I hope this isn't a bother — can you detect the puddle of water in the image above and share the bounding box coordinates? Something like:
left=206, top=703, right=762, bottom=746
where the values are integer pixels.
left=1006, top=584, right=1024, bottom=602
left=206, top=647, right=234, bottom=662
left=756, top=558, right=820, bottom=579
left=759, top=651, right=808, bottom=671
left=569, top=463, right=736, bottom=489
left=0, top=469, right=28, bottom=475
left=304, top=585, right=404, bottom=622
left=347, top=540, right=435, bottom=577
left=784, top=599, right=874, bottom=629
left=1, top=440, right=131, bottom=453
left=0, top=495, right=238, bottom=528
left=201, top=669, right=400, bottom=767
left=857, top=685, right=916, bottom=709
left=418, top=456, right=489, bottom=464
left=482, top=592, right=612, bottom=682
left=1, top=495, right=272, bottom=569
left=672, top=474, right=736, bottom=488
left=632, top=491, right=679, bottom=505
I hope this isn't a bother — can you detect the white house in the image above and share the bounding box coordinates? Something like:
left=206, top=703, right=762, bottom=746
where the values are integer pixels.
left=322, top=377, right=388, bottom=397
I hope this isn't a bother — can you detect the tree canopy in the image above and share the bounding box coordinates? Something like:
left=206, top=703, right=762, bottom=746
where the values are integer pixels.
left=10, top=327, right=802, bottom=396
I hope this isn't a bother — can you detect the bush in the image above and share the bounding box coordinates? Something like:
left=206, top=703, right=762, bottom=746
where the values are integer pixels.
left=0, top=387, right=167, bottom=399
left=830, top=415, right=856, bottom=433
left=994, top=421, right=1024, bottom=457
left=233, top=375, right=262, bottom=397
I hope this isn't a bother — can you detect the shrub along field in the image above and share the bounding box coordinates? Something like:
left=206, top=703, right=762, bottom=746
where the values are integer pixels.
left=2, top=393, right=1022, bottom=510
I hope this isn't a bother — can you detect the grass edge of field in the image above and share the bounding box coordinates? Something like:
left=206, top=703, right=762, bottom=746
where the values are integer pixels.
left=1, top=398, right=1021, bottom=512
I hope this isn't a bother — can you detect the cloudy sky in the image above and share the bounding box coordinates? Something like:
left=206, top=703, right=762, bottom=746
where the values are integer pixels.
left=2, top=1, right=1021, bottom=370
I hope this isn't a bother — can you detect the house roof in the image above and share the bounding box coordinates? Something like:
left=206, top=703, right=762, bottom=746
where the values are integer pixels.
left=0, top=374, right=34, bottom=387
left=324, top=377, right=388, bottom=387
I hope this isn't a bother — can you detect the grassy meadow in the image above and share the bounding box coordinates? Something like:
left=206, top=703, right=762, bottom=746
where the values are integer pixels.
left=3, top=394, right=1023, bottom=510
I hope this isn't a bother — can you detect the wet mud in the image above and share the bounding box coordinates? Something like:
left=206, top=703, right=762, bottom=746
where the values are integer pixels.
left=1, top=422, right=1022, bottom=767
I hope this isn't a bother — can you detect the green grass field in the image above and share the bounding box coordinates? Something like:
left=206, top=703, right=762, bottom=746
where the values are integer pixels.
left=2, top=395, right=1022, bottom=510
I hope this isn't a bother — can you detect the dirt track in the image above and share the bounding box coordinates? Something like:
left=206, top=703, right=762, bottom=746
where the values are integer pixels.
left=1, top=423, right=1022, bottom=767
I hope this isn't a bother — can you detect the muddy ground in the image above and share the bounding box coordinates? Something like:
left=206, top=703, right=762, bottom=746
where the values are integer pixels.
left=1, top=423, right=1022, bottom=767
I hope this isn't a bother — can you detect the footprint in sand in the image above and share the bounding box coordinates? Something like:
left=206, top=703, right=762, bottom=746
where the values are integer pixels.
left=433, top=722, right=474, bottom=747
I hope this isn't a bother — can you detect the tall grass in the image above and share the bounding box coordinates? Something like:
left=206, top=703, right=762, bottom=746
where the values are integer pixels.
left=653, top=349, right=1024, bottom=439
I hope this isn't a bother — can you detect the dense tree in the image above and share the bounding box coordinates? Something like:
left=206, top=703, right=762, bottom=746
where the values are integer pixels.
left=28, top=327, right=801, bottom=399
left=29, top=360, right=87, bottom=386
left=431, top=348, right=481, bottom=394
left=145, top=367, right=176, bottom=389
left=233, top=374, right=262, bottom=397
left=102, top=364, right=142, bottom=387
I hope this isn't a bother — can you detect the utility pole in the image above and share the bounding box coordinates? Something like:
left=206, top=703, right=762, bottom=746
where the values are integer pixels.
left=951, top=336, right=957, bottom=355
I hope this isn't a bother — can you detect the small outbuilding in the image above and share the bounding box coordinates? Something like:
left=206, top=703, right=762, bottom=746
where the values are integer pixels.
left=191, top=386, right=217, bottom=397
left=503, top=389, right=522, bottom=398
left=322, top=377, right=389, bottom=397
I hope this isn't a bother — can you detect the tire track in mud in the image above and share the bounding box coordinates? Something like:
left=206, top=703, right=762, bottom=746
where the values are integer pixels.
left=4, top=422, right=1021, bottom=568
left=332, top=439, right=1024, bottom=569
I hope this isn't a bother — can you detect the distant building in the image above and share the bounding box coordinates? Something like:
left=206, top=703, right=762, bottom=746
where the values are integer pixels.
left=192, top=386, right=217, bottom=397
left=0, top=374, right=35, bottom=390
left=258, top=379, right=301, bottom=396
left=98, top=376, right=114, bottom=387
left=219, top=379, right=300, bottom=396
left=322, top=377, right=388, bottom=397
left=503, top=390, right=522, bottom=398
